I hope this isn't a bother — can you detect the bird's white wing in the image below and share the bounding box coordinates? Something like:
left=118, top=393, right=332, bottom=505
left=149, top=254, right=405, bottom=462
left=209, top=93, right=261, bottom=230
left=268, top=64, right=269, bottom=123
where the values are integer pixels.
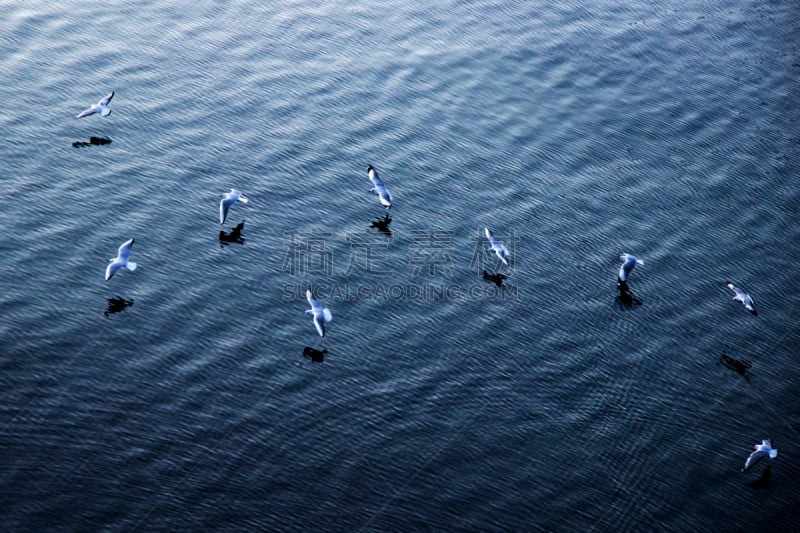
left=105, top=261, right=121, bottom=281
left=313, top=312, right=325, bottom=337
left=220, top=198, right=231, bottom=224
left=117, top=239, right=134, bottom=261
left=743, top=450, right=767, bottom=471
left=77, top=106, right=97, bottom=118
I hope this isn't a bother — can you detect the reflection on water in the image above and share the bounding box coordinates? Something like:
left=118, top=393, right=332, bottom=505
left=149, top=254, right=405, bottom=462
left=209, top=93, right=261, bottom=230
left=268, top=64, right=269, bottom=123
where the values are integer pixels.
left=481, top=269, right=507, bottom=288
left=746, top=465, right=773, bottom=489
left=369, top=214, right=392, bottom=236
left=219, top=221, right=245, bottom=245
left=720, top=352, right=752, bottom=382
left=72, top=136, right=112, bottom=148
left=302, top=346, right=327, bottom=363
left=104, top=296, right=133, bottom=317
left=616, top=280, right=642, bottom=307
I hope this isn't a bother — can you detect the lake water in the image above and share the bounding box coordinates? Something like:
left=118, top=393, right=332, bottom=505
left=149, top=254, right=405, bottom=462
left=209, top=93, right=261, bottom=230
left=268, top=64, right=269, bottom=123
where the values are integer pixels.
left=1, top=0, right=798, bottom=530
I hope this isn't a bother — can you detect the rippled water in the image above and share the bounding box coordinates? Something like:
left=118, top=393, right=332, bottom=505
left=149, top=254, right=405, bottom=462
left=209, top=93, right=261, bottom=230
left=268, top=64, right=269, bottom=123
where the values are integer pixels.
left=1, top=0, right=799, bottom=530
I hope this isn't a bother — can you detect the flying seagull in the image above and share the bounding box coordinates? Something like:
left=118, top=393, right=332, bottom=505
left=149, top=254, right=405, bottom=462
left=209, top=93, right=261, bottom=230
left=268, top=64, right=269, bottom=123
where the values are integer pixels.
left=105, top=238, right=137, bottom=281
left=306, top=289, right=332, bottom=338
left=742, top=439, right=778, bottom=472
left=618, top=253, right=643, bottom=283
left=726, top=281, right=757, bottom=315
left=219, top=189, right=249, bottom=224
left=77, top=91, right=114, bottom=118
left=485, top=228, right=509, bottom=266
left=367, top=165, right=392, bottom=208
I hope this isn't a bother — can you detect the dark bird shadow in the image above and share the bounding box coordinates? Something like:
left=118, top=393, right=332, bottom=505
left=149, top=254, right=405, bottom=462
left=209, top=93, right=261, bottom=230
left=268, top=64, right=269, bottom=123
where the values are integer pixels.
left=369, top=214, right=392, bottom=236
left=616, top=280, right=642, bottom=307
left=73, top=136, right=112, bottom=148
left=720, top=351, right=752, bottom=382
left=482, top=269, right=508, bottom=288
left=746, top=465, right=773, bottom=488
left=219, top=221, right=245, bottom=245
left=303, top=346, right=327, bottom=363
left=104, top=296, right=133, bottom=317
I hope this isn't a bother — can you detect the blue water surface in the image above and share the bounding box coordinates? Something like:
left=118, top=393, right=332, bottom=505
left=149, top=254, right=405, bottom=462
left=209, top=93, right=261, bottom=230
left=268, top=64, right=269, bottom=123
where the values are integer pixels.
left=1, top=0, right=798, bottom=530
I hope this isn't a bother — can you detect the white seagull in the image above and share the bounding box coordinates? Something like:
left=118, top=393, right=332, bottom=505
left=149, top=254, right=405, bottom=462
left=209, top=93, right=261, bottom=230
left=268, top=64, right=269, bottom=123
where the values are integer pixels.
left=485, top=228, right=509, bottom=266
left=367, top=165, right=392, bottom=208
left=306, top=289, right=332, bottom=338
left=742, top=439, right=778, bottom=472
left=219, top=189, right=249, bottom=224
left=618, top=253, right=643, bottom=283
left=726, top=281, right=757, bottom=316
left=77, top=91, right=114, bottom=118
left=105, top=238, right=137, bottom=281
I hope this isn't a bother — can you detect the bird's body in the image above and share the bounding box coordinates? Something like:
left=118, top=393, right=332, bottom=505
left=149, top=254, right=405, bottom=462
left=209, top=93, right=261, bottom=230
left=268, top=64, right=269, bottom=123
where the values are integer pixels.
left=305, top=289, right=332, bottom=337
left=485, top=228, right=509, bottom=266
left=727, top=282, right=757, bottom=315
left=618, top=253, right=643, bottom=283
left=77, top=91, right=114, bottom=118
left=105, top=238, right=137, bottom=281
left=742, top=439, right=778, bottom=472
left=219, top=189, right=249, bottom=224
left=367, top=165, right=392, bottom=208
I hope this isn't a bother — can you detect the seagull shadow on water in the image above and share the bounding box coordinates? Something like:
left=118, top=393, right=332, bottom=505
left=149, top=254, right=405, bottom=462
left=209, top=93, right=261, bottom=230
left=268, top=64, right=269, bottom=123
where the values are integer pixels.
left=104, top=296, right=133, bottom=317
left=72, top=136, right=112, bottom=148
left=616, top=280, right=642, bottom=307
left=369, top=214, right=392, bottom=236
left=302, top=346, right=327, bottom=363
left=746, top=465, right=773, bottom=488
left=482, top=270, right=508, bottom=288
left=219, top=221, right=245, bottom=245
left=720, top=350, right=752, bottom=382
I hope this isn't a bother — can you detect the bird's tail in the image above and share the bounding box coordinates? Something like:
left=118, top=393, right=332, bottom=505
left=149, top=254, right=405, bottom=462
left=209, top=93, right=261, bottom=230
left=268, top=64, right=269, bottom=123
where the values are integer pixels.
left=126, top=262, right=138, bottom=272
left=323, top=309, right=332, bottom=322
left=769, top=449, right=778, bottom=459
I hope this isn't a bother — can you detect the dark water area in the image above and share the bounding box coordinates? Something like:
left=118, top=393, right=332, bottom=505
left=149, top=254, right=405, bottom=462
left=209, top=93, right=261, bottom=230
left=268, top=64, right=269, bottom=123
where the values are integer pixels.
left=1, top=0, right=799, bottom=530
